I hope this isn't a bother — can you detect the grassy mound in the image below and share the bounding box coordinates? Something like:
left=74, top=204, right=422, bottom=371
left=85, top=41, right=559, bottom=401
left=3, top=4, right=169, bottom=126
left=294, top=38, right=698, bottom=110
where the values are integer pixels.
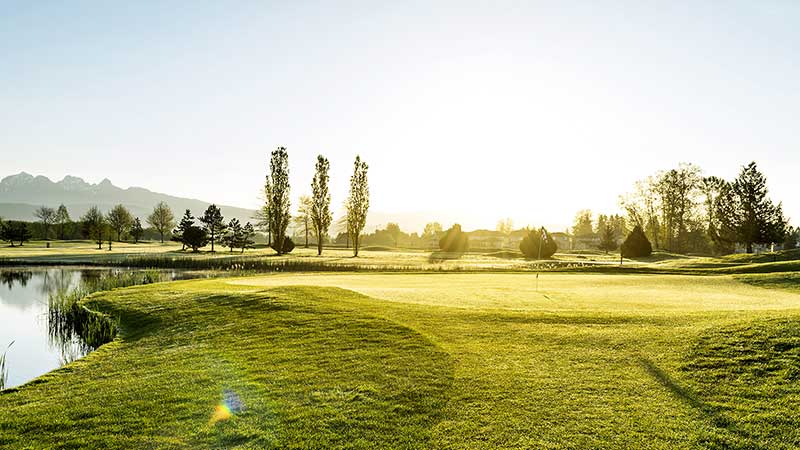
left=0, top=282, right=453, bottom=449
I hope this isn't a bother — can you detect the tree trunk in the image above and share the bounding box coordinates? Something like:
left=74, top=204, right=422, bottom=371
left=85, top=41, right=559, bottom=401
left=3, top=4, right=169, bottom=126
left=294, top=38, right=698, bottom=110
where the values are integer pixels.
left=747, top=242, right=753, bottom=253
left=305, top=218, right=309, bottom=248
left=353, top=234, right=359, bottom=257
left=160, top=232, right=164, bottom=244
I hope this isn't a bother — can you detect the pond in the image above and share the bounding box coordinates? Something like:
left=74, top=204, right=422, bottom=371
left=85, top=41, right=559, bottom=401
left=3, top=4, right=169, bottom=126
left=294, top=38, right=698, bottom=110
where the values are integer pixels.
left=0, top=267, right=197, bottom=390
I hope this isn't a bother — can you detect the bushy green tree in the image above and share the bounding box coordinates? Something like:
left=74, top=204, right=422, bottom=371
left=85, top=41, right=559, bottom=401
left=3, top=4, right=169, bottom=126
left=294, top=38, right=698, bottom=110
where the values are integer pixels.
left=439, top=224, right=469, bottom=253
left=519, top=227, right=557, bottom=259
left=1, top=221, right=32, bottom=247
left=147, top=201, right=175, bottom=244
left=271, top=236, right=295, bottom=254
left=182, top=225, right=208, bottom=252
left=200, top=204, right=226, bottom=252
left=107, top=204, right=133, bottom=241
left=621, top=225, right=652, bottom=257
left=81, top=206, right=106, bottom=250
left=34, top=206, right=56, bottom=240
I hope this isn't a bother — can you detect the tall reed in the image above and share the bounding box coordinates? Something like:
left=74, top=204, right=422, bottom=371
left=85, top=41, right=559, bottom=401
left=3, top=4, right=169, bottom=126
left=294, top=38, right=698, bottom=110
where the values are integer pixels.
left=0, top=341, right=14, bottom=390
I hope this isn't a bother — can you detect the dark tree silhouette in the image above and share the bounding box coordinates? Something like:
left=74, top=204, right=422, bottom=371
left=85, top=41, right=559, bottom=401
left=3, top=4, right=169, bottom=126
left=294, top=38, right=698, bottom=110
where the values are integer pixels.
left=1, top=221, right=32, bottom=247
left=519, top=227, right=557, bottom=259
left=223, top=218, right=242, bottom=252
left=621, top=225, right=652, bottom=257
left=172, top=209, right=195, bottom=251
left=271, top=236, right=295, bottom=254
left=182, top=225, right=208, bottom=252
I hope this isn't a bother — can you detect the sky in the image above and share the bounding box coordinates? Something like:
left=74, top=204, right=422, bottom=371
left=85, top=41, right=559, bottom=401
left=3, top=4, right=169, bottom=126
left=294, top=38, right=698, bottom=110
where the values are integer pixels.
left=1, top=1, right=798, bottom=233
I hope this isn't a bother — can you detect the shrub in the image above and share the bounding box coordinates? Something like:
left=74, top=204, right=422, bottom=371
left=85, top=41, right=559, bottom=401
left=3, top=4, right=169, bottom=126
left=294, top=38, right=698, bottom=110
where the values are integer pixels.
left=519, top=227, right=557, bottom=259
left=439, top=224, right=469, bottom=253
left=271, top=236, right=295, bottom=254
left=621, top=225, right=652, bottom=257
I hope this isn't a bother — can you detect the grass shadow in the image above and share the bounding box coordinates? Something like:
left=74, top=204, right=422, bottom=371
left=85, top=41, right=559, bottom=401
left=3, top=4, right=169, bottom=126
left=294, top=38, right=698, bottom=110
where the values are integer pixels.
left=637, top=356, right=758, bottom=447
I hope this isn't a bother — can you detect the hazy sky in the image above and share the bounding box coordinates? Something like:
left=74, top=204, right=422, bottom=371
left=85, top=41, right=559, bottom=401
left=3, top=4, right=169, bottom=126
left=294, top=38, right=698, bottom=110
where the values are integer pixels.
left=1, top=1, right=798, bottom=232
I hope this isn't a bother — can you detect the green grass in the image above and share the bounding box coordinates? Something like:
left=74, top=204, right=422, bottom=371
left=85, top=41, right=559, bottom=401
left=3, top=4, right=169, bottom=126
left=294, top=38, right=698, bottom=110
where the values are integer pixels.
left=2, top=241, right=799, bottom=276
left=3, top=272, right=800, bottom=448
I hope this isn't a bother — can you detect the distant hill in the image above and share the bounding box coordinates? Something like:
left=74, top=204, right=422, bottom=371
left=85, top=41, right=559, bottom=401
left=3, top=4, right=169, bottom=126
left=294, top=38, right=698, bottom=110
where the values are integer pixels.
left=0, top=172, right=257, bottom=223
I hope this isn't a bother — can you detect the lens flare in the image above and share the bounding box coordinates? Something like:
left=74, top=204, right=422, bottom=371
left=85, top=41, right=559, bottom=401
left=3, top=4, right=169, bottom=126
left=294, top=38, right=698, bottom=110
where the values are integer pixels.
left=208, top=389, right=244, bottom=425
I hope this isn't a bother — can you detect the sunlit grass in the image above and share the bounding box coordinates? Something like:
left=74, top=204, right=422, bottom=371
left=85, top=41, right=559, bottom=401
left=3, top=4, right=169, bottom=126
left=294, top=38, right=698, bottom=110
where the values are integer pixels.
left=2, top=272, right=800, bottom=447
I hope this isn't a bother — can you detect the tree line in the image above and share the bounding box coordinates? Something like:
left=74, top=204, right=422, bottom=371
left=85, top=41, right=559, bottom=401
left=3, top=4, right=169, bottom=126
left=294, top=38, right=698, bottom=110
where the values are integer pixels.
left=619, top=161, right=790, bottom=254
left=255, top=147, right=370, bottom=256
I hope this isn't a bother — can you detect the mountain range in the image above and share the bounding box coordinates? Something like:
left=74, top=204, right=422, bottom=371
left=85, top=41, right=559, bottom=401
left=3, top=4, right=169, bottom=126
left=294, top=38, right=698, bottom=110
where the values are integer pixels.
left=0, top=172, right=258, bottom=224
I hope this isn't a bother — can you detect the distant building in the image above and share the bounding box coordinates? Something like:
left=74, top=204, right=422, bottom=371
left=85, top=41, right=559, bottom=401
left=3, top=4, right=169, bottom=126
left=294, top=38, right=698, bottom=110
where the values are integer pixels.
left=467, top=229, right=506, bottom=249
left=550, top=232, right=572, bottom=251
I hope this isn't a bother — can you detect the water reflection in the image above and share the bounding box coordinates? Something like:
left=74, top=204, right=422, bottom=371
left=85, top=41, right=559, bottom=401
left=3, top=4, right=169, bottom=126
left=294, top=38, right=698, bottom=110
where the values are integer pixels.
left=0, top=267, right=197, bottom=389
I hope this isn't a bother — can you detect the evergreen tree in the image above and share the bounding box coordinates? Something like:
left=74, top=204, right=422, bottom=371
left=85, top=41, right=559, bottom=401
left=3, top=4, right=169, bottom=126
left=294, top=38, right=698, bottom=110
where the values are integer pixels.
left=240, top=222, right=256, bottom=253
left=347, top=155, right=369, bottom=257
left=172, top=209, right=195, bottom=250
left=200, top=204, right=226, bottom=252
left=130, top=218, right=144, bottom=244
left=520, top=227, right=557, bottom=259
left=223, top=218, right=242, bottom=252
left=716, top=162, right=786, bottom=253
left=621, top=225, right=652, bottom=257
left=182, top=225, right=208, bottom=252
left=311, top=155, right=333, bottom=255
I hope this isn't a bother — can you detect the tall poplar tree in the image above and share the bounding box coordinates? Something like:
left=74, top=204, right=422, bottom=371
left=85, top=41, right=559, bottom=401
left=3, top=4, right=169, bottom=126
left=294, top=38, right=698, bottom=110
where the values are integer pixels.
left=311, top=155, right=333, bottom=255
left=346, top=155, right=369, bottom=257
left=265, top=147, right=291, bottom=255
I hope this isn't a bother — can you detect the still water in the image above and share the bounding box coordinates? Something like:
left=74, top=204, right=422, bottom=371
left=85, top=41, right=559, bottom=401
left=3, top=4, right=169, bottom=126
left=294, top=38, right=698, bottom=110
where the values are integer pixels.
left=0, top=267, right=190, bottom=389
